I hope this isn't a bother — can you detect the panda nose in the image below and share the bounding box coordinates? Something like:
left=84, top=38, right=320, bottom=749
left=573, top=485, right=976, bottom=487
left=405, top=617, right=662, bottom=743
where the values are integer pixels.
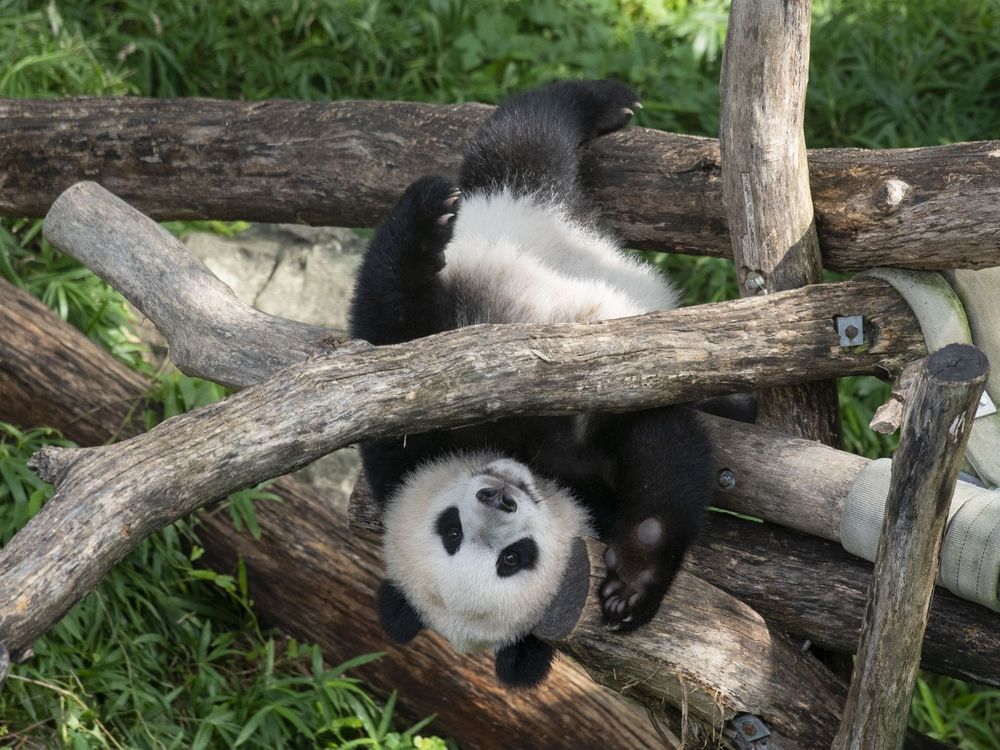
left=476, top=486, right=517, bottom=513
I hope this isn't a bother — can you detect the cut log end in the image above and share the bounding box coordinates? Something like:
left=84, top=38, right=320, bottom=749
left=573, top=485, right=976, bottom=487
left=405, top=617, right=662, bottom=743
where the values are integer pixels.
left=926, top=343, right=990, bottom=383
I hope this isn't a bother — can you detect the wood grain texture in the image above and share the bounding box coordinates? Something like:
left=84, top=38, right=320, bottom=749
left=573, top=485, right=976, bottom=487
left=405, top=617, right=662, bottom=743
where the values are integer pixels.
left=692, top=514, right=1000, bottom=689
left=2, top=98, right=999, bottom=270
left=43, top=182, right=330, bottom=388
left=0, top=279, right=150, bottom=444
left=833, top=344, right=989, bottom=750
left=0, top=276, right=923, bottom=657
left=706, top=415, right=867, bottom=541
left=5, top=293, right=995, bottom=743
left=719, top=0, right=842, bottom=447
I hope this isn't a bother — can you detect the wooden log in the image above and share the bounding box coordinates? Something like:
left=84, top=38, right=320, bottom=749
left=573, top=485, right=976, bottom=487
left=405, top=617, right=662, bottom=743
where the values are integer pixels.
left=0, top=279, right=150, bottom=444
left=44, top=183, right=330, bottom=388
left=0, top=98, right=998, bottom=270
left=833, top=344, right=989, bottom=750
left=720, top=0, right=841, bottom=447
left=692, top=513, right=1000, bottom=689
left=41, top=183, right=924, bottom=389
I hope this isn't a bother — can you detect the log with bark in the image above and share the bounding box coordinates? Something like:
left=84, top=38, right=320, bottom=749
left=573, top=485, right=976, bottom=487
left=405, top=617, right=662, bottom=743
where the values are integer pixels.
left=719, top=0, right=842, bottom=448
left=1, top=99, right=999, bottom=270
left=7, top=286, right=998, bottom=692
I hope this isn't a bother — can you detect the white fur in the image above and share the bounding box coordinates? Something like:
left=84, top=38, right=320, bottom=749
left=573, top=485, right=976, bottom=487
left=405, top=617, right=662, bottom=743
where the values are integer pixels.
left=441, top=190, right=679, bottom=325
left=384, top=453, right=591, bottom=652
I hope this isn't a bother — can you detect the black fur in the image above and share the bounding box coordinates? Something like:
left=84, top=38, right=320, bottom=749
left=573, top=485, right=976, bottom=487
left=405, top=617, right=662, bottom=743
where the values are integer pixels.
left=494, top=635, right=556, bottom=689
left=377, top=581, right=425, bottom=644
left=351, top=80, right=718, bottom=677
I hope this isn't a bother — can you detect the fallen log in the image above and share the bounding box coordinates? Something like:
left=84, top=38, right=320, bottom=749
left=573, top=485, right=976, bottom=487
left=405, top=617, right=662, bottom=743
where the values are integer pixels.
left=0, top=279, right=149, bottom=444
left=8, top=283, right=999, bottom=692
left=0, top=271, right=843, bottom=747
left=0, top=98, right=998, bottom=270
left=0, top=182, right=931, bottom=655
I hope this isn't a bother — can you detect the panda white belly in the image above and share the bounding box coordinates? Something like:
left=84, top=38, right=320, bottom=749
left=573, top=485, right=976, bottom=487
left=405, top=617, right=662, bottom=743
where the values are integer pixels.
left=441, top=190, right=679, bottom=326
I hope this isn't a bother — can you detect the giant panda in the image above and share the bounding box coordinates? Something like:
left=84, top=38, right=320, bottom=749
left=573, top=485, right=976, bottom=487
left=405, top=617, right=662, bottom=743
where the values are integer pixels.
left=349, top=80, right=718, bottom=688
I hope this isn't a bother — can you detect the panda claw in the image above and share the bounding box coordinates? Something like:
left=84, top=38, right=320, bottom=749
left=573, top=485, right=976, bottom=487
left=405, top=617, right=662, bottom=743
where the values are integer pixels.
left=437, top=213, right=455, bottom=225
left=633, top=101, right=643, bottom=109
left=602, top=579, right=624, bottom=598
left=622, top=107, right=634, bottom=117
left=444, top=194, right=460, bottom=209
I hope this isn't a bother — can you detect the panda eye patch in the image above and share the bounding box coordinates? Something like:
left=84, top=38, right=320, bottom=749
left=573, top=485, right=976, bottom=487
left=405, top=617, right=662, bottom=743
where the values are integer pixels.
left=435, top=506, right=463, bottom=555
left=497, top=537, right=538, bottom=577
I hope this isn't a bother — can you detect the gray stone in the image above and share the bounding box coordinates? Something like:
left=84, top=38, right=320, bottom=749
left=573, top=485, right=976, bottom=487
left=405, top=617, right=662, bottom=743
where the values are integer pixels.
left=146, top=223, right=369, bottom=509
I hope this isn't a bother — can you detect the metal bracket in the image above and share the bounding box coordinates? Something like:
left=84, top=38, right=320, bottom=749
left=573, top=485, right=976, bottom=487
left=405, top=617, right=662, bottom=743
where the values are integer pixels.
left=731, top=714, right=771, bottom=742
left=835, top=314, right=865, bottom=347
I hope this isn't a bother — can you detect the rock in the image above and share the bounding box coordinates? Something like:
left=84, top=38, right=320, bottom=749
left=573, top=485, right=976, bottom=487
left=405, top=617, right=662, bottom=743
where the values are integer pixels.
left=136, top=223, right=368, bottom=508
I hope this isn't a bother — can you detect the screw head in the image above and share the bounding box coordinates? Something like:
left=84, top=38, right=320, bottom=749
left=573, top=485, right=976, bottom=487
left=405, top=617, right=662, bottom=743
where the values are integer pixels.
left=743, top=272, right=766, bottom=294
left=845, top=325, right=859, bottom=339
left=718, top=469, right=736, bottom=489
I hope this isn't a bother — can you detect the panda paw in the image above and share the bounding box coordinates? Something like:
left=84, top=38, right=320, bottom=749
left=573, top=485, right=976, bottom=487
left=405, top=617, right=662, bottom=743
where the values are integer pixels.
left=569, top=79, right=642, bottom=139
left=398, top=175, right=461, bottom=261
left=599, top=516, right=675, bottom=631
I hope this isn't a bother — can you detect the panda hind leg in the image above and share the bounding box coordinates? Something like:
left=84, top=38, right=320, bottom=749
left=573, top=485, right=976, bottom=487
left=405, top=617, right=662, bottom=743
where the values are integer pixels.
left=598, top=407, right=714, bottom=631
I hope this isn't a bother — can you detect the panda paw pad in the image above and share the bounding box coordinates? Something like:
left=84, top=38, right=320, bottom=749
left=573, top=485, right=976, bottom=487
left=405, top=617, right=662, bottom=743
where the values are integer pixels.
left=599, top=516, right=671, bottom=630
left=400, top=176, right=461, bottom=249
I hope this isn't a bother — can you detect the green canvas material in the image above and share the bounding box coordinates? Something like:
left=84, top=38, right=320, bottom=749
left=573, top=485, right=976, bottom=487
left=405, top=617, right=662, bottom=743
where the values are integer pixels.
left=843, top=458, right=1000, bottom=610
left=865, top=268, right=1000, bottom=488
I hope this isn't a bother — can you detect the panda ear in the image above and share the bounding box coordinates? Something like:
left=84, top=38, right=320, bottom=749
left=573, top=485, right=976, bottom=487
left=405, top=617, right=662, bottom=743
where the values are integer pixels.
left=377, top=580, right=425, bottom=644
left=494, top=635, right=555, bottom=689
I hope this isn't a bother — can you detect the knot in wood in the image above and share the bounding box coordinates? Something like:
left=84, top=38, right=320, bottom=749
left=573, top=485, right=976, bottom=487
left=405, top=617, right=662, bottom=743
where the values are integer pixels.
left=874, top=178, right=911, bottom=214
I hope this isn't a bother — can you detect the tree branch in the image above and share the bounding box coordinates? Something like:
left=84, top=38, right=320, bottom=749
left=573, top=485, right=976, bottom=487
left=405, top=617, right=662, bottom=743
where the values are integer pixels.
left=2, top=98, right=999, bottom=270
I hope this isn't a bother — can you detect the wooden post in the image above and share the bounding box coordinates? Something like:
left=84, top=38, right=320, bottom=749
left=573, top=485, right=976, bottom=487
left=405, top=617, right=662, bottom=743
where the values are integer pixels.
left=833, top=344, right=989, bottom=750
left=720, top=0, right=842, bottom=447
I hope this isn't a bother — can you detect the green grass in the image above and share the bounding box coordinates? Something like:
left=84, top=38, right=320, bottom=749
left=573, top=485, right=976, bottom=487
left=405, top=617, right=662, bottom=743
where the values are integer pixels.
left=2, top=0, right=1000, bottom=745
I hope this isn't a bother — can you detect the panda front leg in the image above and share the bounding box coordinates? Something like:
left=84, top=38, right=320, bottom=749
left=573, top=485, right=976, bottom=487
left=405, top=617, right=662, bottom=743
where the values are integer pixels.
left=348, top=175, right=459, bottom=345
left=599, top=407, right=715, bottom=630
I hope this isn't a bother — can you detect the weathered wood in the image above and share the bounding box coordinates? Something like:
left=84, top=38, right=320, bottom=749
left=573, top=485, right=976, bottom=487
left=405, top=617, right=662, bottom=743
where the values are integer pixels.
left=0, top=184, right=926, bottom=659
left=0, top=279, right=150, bottom=444
left=720, top=0, right=841, bottom=447
left=692, top=513, right=1000, bottom=689
left=7, top=301, right=999, bottom=723
left=706, top=415, right=866, bottom=541
left=1, top=98, right=998, bottom=270
left=0, top=275, right=923, bottom=658
left=833, top=344, right=989, bottom=750
left=43, top=182, right=330, bottom=388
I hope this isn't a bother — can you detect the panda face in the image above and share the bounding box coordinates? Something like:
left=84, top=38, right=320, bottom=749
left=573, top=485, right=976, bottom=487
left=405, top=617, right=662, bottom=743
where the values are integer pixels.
left=383, top=454, right=590, bottom=652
